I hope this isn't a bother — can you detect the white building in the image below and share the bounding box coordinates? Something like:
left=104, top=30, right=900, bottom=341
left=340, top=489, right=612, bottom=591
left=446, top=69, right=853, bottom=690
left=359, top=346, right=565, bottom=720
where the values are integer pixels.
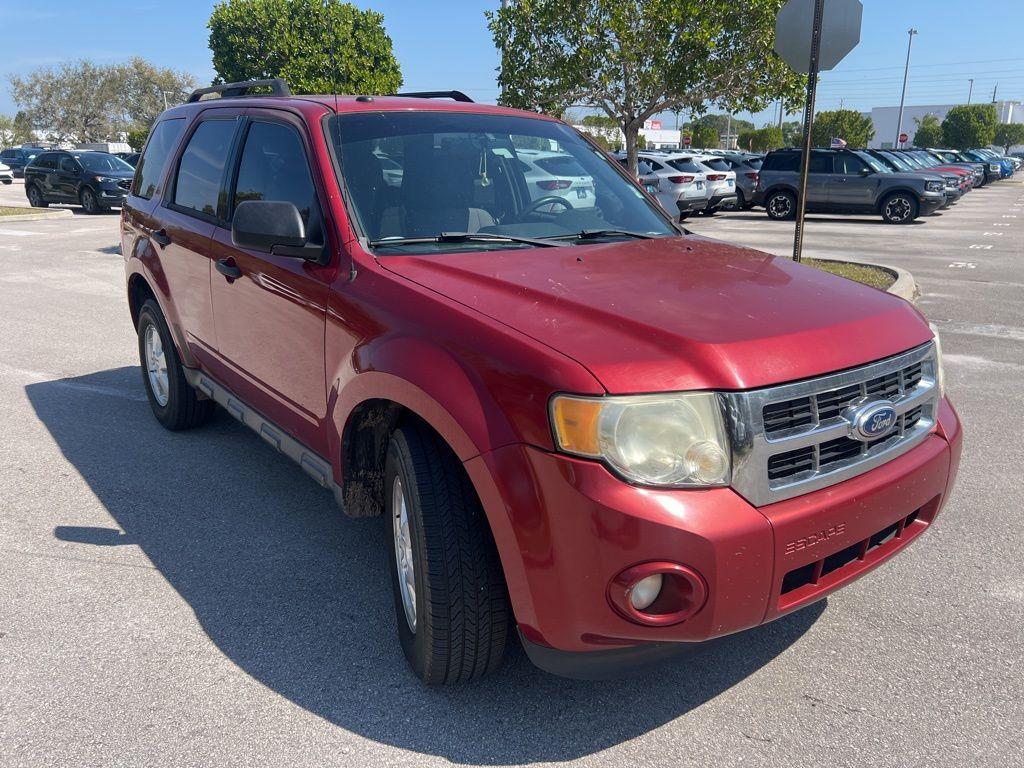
left=867, top=100, right=1023, bottom=149
left=570, top=122, right=683, bottom=150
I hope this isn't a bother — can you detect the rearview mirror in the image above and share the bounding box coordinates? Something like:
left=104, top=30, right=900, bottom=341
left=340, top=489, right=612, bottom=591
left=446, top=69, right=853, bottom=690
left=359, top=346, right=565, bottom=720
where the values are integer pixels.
left=232, top=200, right=323, bottom=261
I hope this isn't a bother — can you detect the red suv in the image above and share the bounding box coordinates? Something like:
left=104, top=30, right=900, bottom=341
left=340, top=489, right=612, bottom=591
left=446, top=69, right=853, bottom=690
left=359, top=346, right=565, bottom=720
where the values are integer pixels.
left=122, top=80, right=962, bottom=683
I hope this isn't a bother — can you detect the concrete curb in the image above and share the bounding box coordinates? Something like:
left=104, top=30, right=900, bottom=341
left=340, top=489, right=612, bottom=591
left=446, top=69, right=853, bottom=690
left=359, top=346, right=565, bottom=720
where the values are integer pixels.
left=0, top=208, right=74, bottom=223
left=810, top=255, right=918, bottom=303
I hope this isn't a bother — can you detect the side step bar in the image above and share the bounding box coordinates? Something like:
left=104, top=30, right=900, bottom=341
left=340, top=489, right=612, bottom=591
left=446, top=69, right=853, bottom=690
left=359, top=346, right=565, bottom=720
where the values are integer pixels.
left=183, top=368, right=345, bottom=508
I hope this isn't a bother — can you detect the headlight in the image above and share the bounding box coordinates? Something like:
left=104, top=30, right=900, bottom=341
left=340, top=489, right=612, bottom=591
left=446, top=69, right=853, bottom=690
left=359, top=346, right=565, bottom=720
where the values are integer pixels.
left=989, top=163, right=1000, bottom=172
left=925, top=180, right=944, bottom=192
left=94, top=175, right=119, bottom=183
left=929, top=323, right=945, bottom=398
left=550, top=392, right=731, bottom=487
left=944, top=178, right=957, bottom=188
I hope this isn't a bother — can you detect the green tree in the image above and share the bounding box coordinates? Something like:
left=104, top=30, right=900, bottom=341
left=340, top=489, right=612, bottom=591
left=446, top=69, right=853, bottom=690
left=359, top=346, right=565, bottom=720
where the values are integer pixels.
left=488, top=0, right=804, bottom=174
left=208, top=0, right=402, bottom=95
left=810, top=109, right=874, bottom=148
left=941, top=104, right=998, bottom=150
left=738, top=125, right=783, bottom=152
left=0, top=113, right=35, bottom=145
left=993, top=122, right=1024, bottom=154
left=8, top=58, right=194, bottom=142
left=781, top=120, right=802, bottom=146
left=687, top=122, right=721, bottom=150
left=912, top=113, right=943, bottom=148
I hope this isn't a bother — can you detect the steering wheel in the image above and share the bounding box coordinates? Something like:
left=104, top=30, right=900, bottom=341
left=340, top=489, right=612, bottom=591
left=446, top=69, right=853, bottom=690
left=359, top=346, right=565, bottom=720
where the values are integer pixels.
left=521, top=194, right=574, bottom=217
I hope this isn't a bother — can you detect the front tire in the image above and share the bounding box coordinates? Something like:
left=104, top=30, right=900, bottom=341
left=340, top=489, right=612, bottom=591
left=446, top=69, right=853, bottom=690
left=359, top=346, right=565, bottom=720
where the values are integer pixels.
left=80, top=187, right=100, bottom=214
left=765, top=190, right=796, bottom=220
left=26, top=184, right=48, bottom=207
left=385, top=421, right=510, bottom=684
left=880, top=192, right=918, bottom=224
left=137, top=299, right=214, bottom=430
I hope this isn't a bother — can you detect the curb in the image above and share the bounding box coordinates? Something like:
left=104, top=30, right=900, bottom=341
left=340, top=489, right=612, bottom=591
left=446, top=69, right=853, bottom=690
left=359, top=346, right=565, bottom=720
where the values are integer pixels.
left=0, top=208, right=74, bottom=223
left=809, top=256, right=918, bottom=303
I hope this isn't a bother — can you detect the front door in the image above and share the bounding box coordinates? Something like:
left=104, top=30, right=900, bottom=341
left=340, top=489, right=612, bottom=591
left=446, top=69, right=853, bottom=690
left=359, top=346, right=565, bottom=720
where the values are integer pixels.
left=828, top=152, right=877, bottom=209
left=208, top=112, right=332, bottom=451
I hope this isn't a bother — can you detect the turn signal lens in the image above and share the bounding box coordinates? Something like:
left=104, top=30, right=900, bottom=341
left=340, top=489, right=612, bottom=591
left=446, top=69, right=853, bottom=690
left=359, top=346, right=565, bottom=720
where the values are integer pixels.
left=550, top=396, right=602, bottom=457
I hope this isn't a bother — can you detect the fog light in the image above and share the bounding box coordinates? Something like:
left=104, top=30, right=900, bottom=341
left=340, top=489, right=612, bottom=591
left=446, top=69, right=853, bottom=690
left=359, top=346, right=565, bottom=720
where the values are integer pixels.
left=629, top=573, right=663, bottom=611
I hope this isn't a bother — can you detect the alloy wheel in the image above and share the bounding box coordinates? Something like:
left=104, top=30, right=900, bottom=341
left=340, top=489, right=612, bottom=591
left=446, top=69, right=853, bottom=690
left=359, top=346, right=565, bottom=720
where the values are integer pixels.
left=392, top=475, right=417, bottom=632
left=144, top=323, right=169, bottom=407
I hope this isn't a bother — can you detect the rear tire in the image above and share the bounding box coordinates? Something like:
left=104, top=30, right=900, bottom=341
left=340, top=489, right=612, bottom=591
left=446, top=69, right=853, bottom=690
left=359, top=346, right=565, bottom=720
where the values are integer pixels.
left=136, top=299, right=214, bottom=431
left=385, top=420, right=510, bottom=684
left=26, top=184, right=48, bottom=207
left=765, top=190, right=796, bottom=220
left=880, top=192, right=918, bottom=224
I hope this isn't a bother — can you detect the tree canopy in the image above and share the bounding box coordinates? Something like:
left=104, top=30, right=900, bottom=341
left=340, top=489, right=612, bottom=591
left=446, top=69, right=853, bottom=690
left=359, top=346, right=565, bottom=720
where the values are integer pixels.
left=993, top=122, right=1024, bottom=154
left=488, top=0, right=804, bottom=173
left=912, top=113, right=943, bottom=148
left=0, top=113, right=35, bottom=146
left=208, top=0, right=402, bottom=95
left=738, top=125, right=784, bottom=152
left=810, top=109, right=874, bottom=148
left=8, top=58, right=195, bottom=143
left=941, top=104, right=998, bottom=150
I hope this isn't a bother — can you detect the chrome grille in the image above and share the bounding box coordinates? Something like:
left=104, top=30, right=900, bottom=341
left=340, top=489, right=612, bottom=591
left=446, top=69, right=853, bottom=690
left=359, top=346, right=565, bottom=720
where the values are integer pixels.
left=723, top=342, right=940, bottom=506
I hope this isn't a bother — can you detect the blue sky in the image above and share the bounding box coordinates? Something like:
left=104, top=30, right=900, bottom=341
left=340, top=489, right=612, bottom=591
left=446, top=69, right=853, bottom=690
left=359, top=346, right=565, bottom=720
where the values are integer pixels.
left=2, top=0, right=1022, bottom=126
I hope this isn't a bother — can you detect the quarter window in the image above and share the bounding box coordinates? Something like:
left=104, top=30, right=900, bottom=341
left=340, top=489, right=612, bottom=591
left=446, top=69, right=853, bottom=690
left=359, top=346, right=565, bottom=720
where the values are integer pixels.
left=132, top=118, right=185, bottom=199
left=173, top=119, right=237, bottom=217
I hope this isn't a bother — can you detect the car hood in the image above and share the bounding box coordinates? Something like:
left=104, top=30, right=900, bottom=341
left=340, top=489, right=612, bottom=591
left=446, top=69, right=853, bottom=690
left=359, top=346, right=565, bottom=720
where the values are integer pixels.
left=381, top=235, right=932, bottom=393
left=93, top=169, right=135, bottom=179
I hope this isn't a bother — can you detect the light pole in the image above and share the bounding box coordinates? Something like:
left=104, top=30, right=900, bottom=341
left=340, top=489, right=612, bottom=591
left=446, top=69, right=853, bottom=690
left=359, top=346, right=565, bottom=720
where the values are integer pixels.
left=895, top=27, right=917, bottom=148
left=967, top=78, right=974, bottom=105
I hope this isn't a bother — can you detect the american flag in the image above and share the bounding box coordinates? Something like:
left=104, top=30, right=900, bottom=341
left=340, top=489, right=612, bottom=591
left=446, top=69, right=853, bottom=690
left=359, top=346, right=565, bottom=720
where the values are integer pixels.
left=830, top=137, right=847, bottom=148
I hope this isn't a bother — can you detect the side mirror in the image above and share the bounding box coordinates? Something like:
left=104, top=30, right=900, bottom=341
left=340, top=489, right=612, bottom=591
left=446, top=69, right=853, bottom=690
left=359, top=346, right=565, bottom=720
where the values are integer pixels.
left=859, top=167, right=872, bottom=176
left=231, top=200, right=323, bottom=261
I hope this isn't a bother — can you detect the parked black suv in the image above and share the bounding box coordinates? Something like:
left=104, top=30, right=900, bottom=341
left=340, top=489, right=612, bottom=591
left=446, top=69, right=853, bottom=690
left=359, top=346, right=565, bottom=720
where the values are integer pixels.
left=24, top=150, right=135, bottom=213
left=753, top=148, right=947, bottom=224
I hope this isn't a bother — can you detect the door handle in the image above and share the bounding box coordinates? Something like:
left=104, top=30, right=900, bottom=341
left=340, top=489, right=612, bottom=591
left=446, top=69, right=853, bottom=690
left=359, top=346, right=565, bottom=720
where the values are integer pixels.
left=151, top=228, right=171, bottom=246
left=216, top=258, right=242, bottom=280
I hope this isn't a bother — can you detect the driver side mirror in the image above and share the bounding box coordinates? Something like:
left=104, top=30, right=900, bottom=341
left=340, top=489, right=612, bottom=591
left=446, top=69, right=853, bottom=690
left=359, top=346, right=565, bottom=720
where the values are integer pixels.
left=858, top=167, right=872, bottom=176
left=232, top=200, right=324, bottom=262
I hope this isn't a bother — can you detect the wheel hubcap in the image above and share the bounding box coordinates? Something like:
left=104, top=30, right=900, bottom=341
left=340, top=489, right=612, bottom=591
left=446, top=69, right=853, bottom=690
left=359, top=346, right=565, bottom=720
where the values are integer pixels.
left=144, top=324, right=169, bottom=407
left=770, top=196, right=791, bottom=216
left=392, top=476, right=417, bottom=632
left=886, top=197, right=911, bottom=221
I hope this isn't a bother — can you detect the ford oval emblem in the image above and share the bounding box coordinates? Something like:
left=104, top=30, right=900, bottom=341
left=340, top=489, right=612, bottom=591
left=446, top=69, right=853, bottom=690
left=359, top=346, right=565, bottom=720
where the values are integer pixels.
left=847, top=401, right=898, bottom=442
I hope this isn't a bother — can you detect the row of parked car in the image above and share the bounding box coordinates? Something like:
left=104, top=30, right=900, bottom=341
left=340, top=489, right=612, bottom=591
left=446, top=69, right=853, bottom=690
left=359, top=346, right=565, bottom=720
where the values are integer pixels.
left=615, top=144, right=1019, bottom=226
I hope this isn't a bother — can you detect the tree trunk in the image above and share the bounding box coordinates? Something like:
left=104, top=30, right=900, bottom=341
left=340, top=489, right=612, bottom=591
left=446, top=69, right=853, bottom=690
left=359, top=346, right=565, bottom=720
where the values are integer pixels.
left=623, top=120, right=641, bottom=177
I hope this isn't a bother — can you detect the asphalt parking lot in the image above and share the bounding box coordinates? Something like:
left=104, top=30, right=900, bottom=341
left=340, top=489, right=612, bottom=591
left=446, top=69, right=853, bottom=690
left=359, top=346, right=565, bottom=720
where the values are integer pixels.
left=1, top=177, right=1022, bottom=767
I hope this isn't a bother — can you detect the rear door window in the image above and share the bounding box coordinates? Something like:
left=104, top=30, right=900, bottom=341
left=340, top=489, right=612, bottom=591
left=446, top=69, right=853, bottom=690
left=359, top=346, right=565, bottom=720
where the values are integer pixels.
left=133, top=118, right=185, bottom=199
left=172, top=119, right=237, bottom=218
left=809, top=153, right=833, bottom=174
left=231, top=120, right=321, bottom=239
left=33, top=153, right=57, bottom=170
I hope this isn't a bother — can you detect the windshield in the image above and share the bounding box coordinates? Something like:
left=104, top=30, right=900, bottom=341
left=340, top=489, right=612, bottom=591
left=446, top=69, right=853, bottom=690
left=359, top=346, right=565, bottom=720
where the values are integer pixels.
left=879, top=151, right=911, bottom=171
left=854, top=151, right=891, bottom=173
left=910, top=151, right=936, bottom=167
left=328, top=112, right=675, bottom=252
left=73, top=152, right=134, bottom=172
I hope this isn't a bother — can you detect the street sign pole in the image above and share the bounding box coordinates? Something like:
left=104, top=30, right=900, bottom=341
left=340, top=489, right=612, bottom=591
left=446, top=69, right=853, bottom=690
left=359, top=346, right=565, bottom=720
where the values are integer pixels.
left=792, top=0, right=826, bottom=264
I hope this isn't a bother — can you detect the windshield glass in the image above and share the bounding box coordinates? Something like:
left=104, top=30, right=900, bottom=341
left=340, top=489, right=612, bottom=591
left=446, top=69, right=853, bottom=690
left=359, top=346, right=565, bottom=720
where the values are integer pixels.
left=879, top=151, right=911, bottom=171
left=328, top=112, right=675, bottom=252
left=854, top=151, right=890, bottom=173
left=73, top=152, right=134, bottom=172
left=910, top=151, right=936, bottom=167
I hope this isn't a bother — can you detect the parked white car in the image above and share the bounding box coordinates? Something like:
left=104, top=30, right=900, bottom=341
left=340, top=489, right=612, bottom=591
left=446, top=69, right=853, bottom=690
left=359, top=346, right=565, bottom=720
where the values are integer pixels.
left=691, top=154, right=738, bottom=215
left=0, top=161, right=13, bottom=184
left=616, top=151, right=710, bottom=220
left=516, top=149, right=596, bottom=209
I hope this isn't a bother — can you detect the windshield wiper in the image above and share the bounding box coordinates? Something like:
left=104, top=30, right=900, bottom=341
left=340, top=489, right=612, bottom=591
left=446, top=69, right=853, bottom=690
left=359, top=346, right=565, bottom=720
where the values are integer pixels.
left=551, top=229, right=659, bottom=241
left=370, top=232, right=566, bottom=248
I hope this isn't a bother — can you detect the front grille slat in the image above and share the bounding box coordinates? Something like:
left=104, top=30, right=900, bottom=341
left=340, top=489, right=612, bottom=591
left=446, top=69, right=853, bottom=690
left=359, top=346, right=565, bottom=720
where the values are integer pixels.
left=745, top=346, right=939, bottom=502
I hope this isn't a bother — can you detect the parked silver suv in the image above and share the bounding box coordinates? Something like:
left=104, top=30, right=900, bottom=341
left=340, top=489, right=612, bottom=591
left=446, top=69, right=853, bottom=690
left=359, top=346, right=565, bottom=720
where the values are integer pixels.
left=753, top=148, right=947, bottom=224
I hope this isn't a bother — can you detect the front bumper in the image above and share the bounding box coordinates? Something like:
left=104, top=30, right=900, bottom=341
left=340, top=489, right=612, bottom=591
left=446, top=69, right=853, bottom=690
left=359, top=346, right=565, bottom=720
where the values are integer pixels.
left=466, top=398, right=961, bottom=677
left=96, top=183, right=129, bottom=206
left=920, top=192, right=946, bottom=215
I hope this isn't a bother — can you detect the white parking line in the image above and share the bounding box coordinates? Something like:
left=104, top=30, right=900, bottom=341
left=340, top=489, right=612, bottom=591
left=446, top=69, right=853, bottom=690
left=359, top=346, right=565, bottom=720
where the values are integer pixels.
left=0, top=228, right=42, bottom=237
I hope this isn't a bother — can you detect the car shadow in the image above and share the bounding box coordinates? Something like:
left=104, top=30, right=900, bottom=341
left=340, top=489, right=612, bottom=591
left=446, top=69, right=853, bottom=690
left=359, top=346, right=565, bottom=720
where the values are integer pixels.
left=27, top=367, right=824, bottom=764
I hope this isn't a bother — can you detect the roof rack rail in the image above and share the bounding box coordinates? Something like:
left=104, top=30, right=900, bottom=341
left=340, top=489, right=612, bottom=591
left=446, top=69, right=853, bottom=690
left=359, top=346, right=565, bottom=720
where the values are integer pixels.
left=186, top=78, right=291, bottom=104
left=392, top=90, right=474, bottom=103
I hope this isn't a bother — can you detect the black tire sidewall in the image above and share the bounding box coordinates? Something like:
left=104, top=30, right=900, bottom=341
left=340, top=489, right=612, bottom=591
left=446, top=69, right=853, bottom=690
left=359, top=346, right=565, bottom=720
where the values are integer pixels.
left=766, top=191, right=796, bottom=220
left=27, top=184, right=45, bottom=207
left=80, top=187, right=99, bottom=214
left=384, top=433, right=431, bottom=678
left=137, top=300, right=188, bottom=429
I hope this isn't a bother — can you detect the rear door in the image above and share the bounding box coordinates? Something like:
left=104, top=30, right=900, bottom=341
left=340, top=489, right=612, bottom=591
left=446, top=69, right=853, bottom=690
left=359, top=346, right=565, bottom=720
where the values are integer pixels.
left=151, top=112, right=243, bottom=359
left=55, top=154, right=80, bottom=200
left=207, top=110, right=332, bottom=450
left=805, top=151, right=831, bottom=206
